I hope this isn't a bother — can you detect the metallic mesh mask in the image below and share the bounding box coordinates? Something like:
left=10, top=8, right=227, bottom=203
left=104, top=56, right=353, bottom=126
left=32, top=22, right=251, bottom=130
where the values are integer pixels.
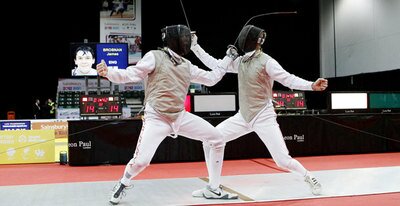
left=237, top=25, right=266, bottom=53
left=161, top=25, right=192, bottom=56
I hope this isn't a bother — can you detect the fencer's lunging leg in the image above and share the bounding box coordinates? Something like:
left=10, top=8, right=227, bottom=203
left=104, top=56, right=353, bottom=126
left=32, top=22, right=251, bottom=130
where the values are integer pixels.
left=120, top=117, right=170, bottom=186
left=255, top=123, right=322, bottom=195
left=255, top=124, right=307, bottom=176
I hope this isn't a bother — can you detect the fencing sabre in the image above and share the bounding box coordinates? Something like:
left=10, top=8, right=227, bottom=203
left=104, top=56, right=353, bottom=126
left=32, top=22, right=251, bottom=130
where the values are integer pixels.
left=233, top=11, right=297, bottom=46
left=179, top=0, right=196, bottom=34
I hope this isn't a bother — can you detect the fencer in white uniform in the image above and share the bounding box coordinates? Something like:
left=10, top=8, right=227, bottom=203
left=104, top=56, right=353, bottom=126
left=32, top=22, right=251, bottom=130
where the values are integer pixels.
left=97, top=24, right=239, bottom=205
left=190, top=25, right=328, bottom=197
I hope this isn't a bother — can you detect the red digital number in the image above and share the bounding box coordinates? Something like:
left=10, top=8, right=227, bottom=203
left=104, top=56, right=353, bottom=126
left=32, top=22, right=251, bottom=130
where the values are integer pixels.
left=109, top=105, right=119, bottom=112
left=85, top=105, right=95, bottom=113
left=295, top=100, right=305, bottom=107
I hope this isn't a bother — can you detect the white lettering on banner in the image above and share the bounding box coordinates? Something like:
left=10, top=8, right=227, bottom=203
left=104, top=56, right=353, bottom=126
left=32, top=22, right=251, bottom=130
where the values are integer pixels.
left=63, top=82, right=82, bottom=86
left=28, top=136, right=45, bottom=143
left=0, top=135, right=14, bottom=139
left=107, top=53, right=120, bottom=56
left=0, top=130, right=54, bottom=164
left=58, top=78, right=145, bottom=93
left=69, top=141, right=92, bottom=149
left=56, top=108, right=80, bottom=119
left=79, top=141, right=92, bottom=149
left=283, top=134, right=305, bottom=142
left=283, top=135, right=293, bottom=140
left=2, top=124, right=27, bottom=128
left=0, top=135, right=14, bottom=144
left=40, top=124, right=68, bottom=130
left=0, top=139, right=14, bottom=144
left=294, top=134, right=305, bottom=142
left=103, top=48, right=122, bottom=52
left=209, top=112, right=221, bottom=116
left=68, top=142, right=78, bottom=147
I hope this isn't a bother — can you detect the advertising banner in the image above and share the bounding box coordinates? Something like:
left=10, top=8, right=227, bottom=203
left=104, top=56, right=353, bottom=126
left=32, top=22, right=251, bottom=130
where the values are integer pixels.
left=0, top=130, right=55, bottom=164
left=57, top=78, right=112, bottom=92
left=31, top=119, right=68, bottom=139
left=0, top=121, right=31, bottom=130
left=100, top=0, right=142, bottom=65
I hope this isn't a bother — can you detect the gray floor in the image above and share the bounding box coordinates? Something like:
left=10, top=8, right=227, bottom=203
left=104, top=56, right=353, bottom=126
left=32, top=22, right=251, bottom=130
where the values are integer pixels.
left=1, top=166, right=399, bottom=206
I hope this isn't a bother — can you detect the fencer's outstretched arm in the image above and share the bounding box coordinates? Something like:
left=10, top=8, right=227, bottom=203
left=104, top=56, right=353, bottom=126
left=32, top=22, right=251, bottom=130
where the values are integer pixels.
left=266, top=58, right=328, bottom=91
left=191, top=34, right=237, bottom=73
left=189, top=55, right=234, bottom=86
left=266, top=58, right=313, bottom=91
left=97, top=52, right=156, bottom=84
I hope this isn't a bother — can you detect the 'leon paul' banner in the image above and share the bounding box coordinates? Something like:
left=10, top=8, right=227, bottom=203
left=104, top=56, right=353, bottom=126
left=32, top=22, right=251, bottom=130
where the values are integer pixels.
left=0, top=130, right=55, bottom=164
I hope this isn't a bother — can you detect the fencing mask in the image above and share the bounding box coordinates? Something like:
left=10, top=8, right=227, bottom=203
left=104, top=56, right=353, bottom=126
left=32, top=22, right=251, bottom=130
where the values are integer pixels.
left=161, top=24, right=192, bottom=56
left=237, top=25, right=266, bottom=53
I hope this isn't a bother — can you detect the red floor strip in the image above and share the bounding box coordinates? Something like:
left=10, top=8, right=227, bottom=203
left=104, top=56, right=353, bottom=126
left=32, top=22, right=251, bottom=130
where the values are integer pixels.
left=0, top=152, right=399, bottom=186
left=198, top=192, right=400, bottom=206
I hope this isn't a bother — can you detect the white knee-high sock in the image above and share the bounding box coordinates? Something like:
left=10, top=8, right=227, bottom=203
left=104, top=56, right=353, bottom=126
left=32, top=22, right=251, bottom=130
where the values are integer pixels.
left=208, top=146, right=225, bottom=189
left=286, top=158, right=308, bottom=177
left=202, top=143, right=211, bottom=179
left=120, top=160, right=147, bottom=186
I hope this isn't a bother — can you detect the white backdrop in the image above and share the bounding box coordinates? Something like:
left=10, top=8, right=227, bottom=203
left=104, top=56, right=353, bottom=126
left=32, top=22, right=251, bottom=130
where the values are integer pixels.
left=320, top=0, right=400, bottom=78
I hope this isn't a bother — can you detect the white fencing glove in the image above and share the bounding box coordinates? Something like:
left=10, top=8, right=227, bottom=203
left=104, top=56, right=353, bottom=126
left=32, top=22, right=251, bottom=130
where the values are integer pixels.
left=226, top=44, right=238, bottom=59
left=217, top=45, right=238, bottom=69
left=96, top=59, right=108, bottom=77
left=191, top=33, right=198, bottom=49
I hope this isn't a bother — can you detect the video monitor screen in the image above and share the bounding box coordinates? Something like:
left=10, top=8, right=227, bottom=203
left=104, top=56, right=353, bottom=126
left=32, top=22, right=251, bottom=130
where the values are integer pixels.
left=96, top=43, right=129, bottom=70
left=70, top=42, right=129, bottom=77
left=190, top=93, right=238, bottom=117
left=330, top=92, right=368, bottom=110
left=70, top=43, right=97, bottom=76
left=369, top=92, right=400, bottom=109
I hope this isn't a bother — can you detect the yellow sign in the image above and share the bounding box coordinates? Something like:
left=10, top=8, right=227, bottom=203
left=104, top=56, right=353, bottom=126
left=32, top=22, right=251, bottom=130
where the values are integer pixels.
left=0, top=130, right=55, bottom=164
left=31, top=120, right=68, bottom=139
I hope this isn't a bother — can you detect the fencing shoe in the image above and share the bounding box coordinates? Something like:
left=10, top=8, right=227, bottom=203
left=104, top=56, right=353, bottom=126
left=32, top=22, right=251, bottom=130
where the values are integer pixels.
left=203, top=185, right=239, bottom=199
left=109, top=181, right=130, bottom=205
left=305, top=174, right=322, bottom=195
left=192, top=187, right=206, bottom=197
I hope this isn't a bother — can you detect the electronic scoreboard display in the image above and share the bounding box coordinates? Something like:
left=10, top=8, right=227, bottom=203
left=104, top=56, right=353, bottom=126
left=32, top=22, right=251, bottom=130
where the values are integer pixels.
left=272, top=91, right=307, bottom=110
left=79, top=94, right=122, bottom=116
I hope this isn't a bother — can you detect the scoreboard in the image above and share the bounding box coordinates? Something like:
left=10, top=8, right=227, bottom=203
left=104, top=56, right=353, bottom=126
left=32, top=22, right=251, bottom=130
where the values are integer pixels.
left=79, top=94, right=122, bottom=116
left=272, top=91, right=307, bottom=110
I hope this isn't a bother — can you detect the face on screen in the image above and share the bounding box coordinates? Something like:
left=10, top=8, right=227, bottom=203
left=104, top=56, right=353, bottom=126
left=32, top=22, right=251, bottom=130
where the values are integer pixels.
left=72, top=46, right=98, bottom=77
left=75, top=50, right=95, bottom=72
